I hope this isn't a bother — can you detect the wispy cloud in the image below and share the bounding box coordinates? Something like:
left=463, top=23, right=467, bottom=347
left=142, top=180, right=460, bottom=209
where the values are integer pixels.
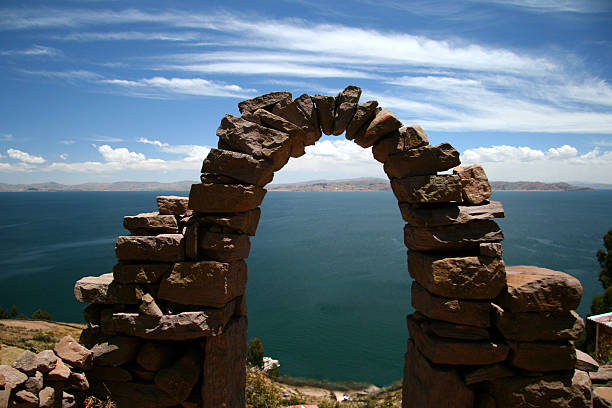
left=0, top=134, right=14, bottom=141
left=90, top=136, right=124, bottom=143
left=22, top=69, right=102, bottom=81
left=1, top=45, right=61, bottom=57
left=53, top=31, right=200, bottom=42
left=475, top=0, right=612, bottom=13
left=102, top=77, right=255, bottom=98
left=6, top=148, right=46, bottom=164
left=138, top=138, right=211, bottom=162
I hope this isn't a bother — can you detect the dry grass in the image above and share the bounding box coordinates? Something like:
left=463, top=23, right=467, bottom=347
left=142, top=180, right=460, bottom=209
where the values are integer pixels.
left=84, top=396, right=117, bottom=408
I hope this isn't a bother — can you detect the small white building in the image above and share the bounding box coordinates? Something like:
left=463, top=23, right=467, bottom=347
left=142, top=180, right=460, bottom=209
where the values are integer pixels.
left=588, top=311, right=612, bottom=358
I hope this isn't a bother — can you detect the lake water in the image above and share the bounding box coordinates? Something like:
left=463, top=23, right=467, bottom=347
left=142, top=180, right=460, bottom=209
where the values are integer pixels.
left=0, top=190, right=611, bottom=385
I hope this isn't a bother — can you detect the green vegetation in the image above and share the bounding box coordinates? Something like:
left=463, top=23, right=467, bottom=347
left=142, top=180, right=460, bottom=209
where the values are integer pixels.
left=0, top=305, right=52, bottom=321
left=247, top=337, right=265, bottom=369
left=32, top=309, right=52, bottom=320
left=246, top=369, right=281, bottom=408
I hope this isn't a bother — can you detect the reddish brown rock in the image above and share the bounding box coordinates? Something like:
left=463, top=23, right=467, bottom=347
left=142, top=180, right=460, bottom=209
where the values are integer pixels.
left=139, top=293, right=163, bottom=317
left=46, top=359, right=70, bottom=381
left=272, top=99, right=320, bottom=152
left=155, top=348, right=202, bottom=403
left=408, top=315, right=509, bottom=365
left=345, top=101, right=378, bottom=140
left=201, top=148, right=274, bottom=186
left=0, top=365, right=27, bottom=389
left=454, top=164, right=492, bottom=205
left=110, top=302, right=236, bottom=340
left=74, top=274, right=141, bottom=305
left=577, top=349, right=599, bottom=372
left=391, top=174, right=462, bottom=203
left=238, top=91, right=292, bottom=114
left=194, top=208, right=260, bottom=236
left=488, top=371, right=591, bottom=408
left=372, top=125, right=429, bottom=162
left=216, top=114, right=291, bottom=171
left=463, top=364, right=514, bottom=385
left=136, top=343, right=178, bottom=372
left=384, top=143, right=460, bottom=179
left=67, top=372, right=89, bottom=391
left=115, top=234, right=184, bottom=262
left=480, top=242, right=504, bottom=257
left=24, top=371, right=43, bottom=395
left=54, top=335, right=93, bottom=370
left=354, top=109, right=402, bottom=148
left=404, top=220, right=504, bottom=252
left=508, top=341, right=576, bottom=372
left=198, top=231, right=250, bottom=261
left=294, top=94, right=321, bottom=139
left=594, top=387, right=612, bottom=408
left=157, top=196, right=191, bottom=216
left=202, top=316, right=247, bottom=408
left=399, top=200, right=505, bottom=227
left=88, top=366, right=132, bottom=382
left=496, top=265, right=583, bottom=312
left=91, top=336, right=141, bottom=367
left=591, top=366, right=612, bottom=384
left=34, top=351, right=58, bottom=374
left=402, top=339, right=474, bottom=408
left=411, top=282, right=491, bottom=327
left=112, top=263, right=172, bottom=285
left=420, top=317, right=490, bottom=341
left=332, top=85, right=361, bottom=135
left=12, top=351, right=37, bottom=375
left=123, top=212, right=178, bottom=235
left=188, top=183, right=266, bottom=213
left=158, top=261, right=247, bottom=308
left=38, top=387, right=55, bottom=408
left=253, top=108, right=306, bottom=158
left=313, top=94, right=335, bottom=135
left=96, top=382, right=176, bottom=408
left=13, top=390, right=38, bottom=407
left=492, top=304, right=584, bottom=341
left=408, top=251, right=506, bottom=299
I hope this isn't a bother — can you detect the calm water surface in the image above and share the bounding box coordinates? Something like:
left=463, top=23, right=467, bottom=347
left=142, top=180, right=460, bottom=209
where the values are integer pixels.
left=0, top=190, right=611, bottom=385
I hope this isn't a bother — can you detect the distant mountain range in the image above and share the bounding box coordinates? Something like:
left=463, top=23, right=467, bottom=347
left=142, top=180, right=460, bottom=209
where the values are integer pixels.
left=0, top=178, right=607, bottom=192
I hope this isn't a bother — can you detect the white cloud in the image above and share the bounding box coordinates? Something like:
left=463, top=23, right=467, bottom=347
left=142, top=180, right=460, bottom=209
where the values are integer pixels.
left=138, top=138, right=211, bottom=162
left=54, top=31, right=199, bottom=42
left=6, top=148, right=46, bottom=164
left=477, top=0, right=612, bottom=13
left=60, top=153, right=68, bottom=160
left=60, top=140, right=75, bottom=145
left=102, top=77, right=254, bottom=98
left=0, top=133, right=14, bottom=141
left=90, top=136, right=124, bottom=143
left=0, top=45, right=61, bottom=57
left=22, top=70, right=102, bottom=81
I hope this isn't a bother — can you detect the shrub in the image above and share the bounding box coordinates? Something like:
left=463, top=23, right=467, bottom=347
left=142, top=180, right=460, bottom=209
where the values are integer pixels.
left=32, top=309, right=52, bottom=320
left=246, top=369, right=281, bottom=408
left=247, top=337, right=265, bottom=369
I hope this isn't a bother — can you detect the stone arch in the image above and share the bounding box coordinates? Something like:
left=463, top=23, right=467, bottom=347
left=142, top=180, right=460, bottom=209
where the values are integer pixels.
left=71, top=85, right=589, bottom=408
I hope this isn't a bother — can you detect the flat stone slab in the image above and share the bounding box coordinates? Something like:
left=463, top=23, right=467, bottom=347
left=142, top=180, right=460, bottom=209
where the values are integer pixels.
left=123, top=212, right=178, bottom=235
left=372, top=125, right=429, bottom=163
left=345, top=100, right=378, bottom=140
left=411, top=282, right=491, bottom=327
left=354, top=109, right=402, bottom=148
left=414, top=314, right=490, bottom=340
left=407, top=315, right=509, bottom=366
left=496, top=265, right=583, bottom=312
left=199, top=231, right=251, bottom=262
left=333, top=85, right=361, bottom=135
left=591, top=366, right=612, bottom=384
left=492, top=305, right=584, bottom=341
left=112, top=262, right=173, bottom=284
left=91, top=336, right=141, bottom=367
left=0, top=365, right=27, bottom=389
left=109, top=300, right=237, bottom=340
left=454, top=164, right=492, bottom=205
left=157, top=196, right=191, bottom=216
left=238, top=91, right=292, bottom=114
left=158, top=261, right=247, bottom=308
left=94, top=381, right=176, bottom=408
left=399, top=200, right=504, bottom=227
left=508, top=341, right=576, bottom=372
left=391, top=174, right=462, bottom=203
left=313, top=94, right=335, bottom=135
left=54, top=335, right=93, bottom=370
left=115, top=234, right=185, bottom=262
left=74, top=273, right=140, bottom=304
left=384, top=143, right=460, bottom=179
left=201, top=148, right=275, bottom=187
left=155, top=347, right=202, bottom=403
left=403, top=339, right=474, bottom=408
left=404, top=219, right=504, bottom=251
left=408, top=251, right=506, bottom=299
left=576, top=349, right=599, bottom=372
left=193, top=209, right=261, bottom=236
left=189, top=183, right=266, bottom=213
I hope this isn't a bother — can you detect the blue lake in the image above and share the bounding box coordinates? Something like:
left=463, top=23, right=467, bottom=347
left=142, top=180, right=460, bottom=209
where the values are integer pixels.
left=0, top=190, right=611, bottom=385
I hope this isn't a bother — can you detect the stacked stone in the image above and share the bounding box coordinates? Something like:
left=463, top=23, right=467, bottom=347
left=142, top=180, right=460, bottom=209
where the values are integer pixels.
left=0, top=335, right=91, bottom=408
left=73, top=195, right=248, bottom=408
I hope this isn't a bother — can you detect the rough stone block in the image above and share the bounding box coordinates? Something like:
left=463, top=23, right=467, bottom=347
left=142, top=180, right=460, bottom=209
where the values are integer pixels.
left=391, top=174, right=462, bottom=203
left=13, top=390, right=38, bottom=407
left=577, top=349, right=599, bottom=372
left=411, top=282, right=491, bottom=327
left=384, top=143, right=460, bottom=179
left=194, top=208, right=261, bottom=236
left=202, top=316, right=247, bottom=408
left=12, top=351, right=37, bottom=376
left=94, top=381, right=176, bottom=408
left=201, top=148, right=274, bottom=186
left=74, top=274, right=141, bottom=305
left=24, top=371, right=43, bottom=395
left=333, top=85, right=361, bottom=135
left=463, top=364, right=514, bottom=385
left=402, top=339, right=474, bottom=408
left=508, top=341, right=577, bottom=372
left=123, top=212, right=178, bottom=235
left=496, top=265, right=583, bottom=312
left=594, top=387, right=612, bottom=408
left=294, top=94, right=321, bottom=140
left=454, top=164, right=492, bottom=205
left=158, top=261, right=247, bottom=308
left=273, top=99, right=321, bottom=150
left=407, top=315, right=509, bottom=366
left=54, top=335, right=93, bottom=370
left=199, top=231, right=251, bottom=261
left=404, top=220, right=504, bottom=252
left=345, top=100, right=378, bottom=140
left=0, top=365, right=27, bottom=389
left=399, top=200, right=504, bottom=227
left=216, top=114, right=291, bottom=171
left=34, top=350, right=58, bottom=373
left=372, top=125, right=429, bottom=162
left=115, top=234, right=184, bottom=262
left=46, top=358, right=70, bottom=381
left=354, top=109, right=402, bottom=148
left=480, top=242, right=504, bottom=257
left=157, top=196, right=190, bottom=216
left=238, top=92, right=292, bottom=114
left=492, top=304, right=584, bottom=341
left=91, top=336, right=141, bottom=367
left=112, top=262, right=172, bottom=284
left=188, top=183, right=266, bottom=213
left=313, top=94, right=335, bottom=135
left=136, top=343, right=178, bottom=372
left=155, top=348, right=202, bottom=403
left=416, top=315, right=490, bottom=340
left=408, top=251, right=506, bottom=299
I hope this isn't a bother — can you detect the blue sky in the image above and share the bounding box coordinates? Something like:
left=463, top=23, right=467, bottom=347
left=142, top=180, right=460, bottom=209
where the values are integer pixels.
left=1, top=0, right=611, bottom=184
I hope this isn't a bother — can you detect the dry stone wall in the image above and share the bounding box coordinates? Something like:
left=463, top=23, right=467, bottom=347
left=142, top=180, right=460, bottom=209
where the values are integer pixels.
left=1, top=85, right=602, bottom=408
